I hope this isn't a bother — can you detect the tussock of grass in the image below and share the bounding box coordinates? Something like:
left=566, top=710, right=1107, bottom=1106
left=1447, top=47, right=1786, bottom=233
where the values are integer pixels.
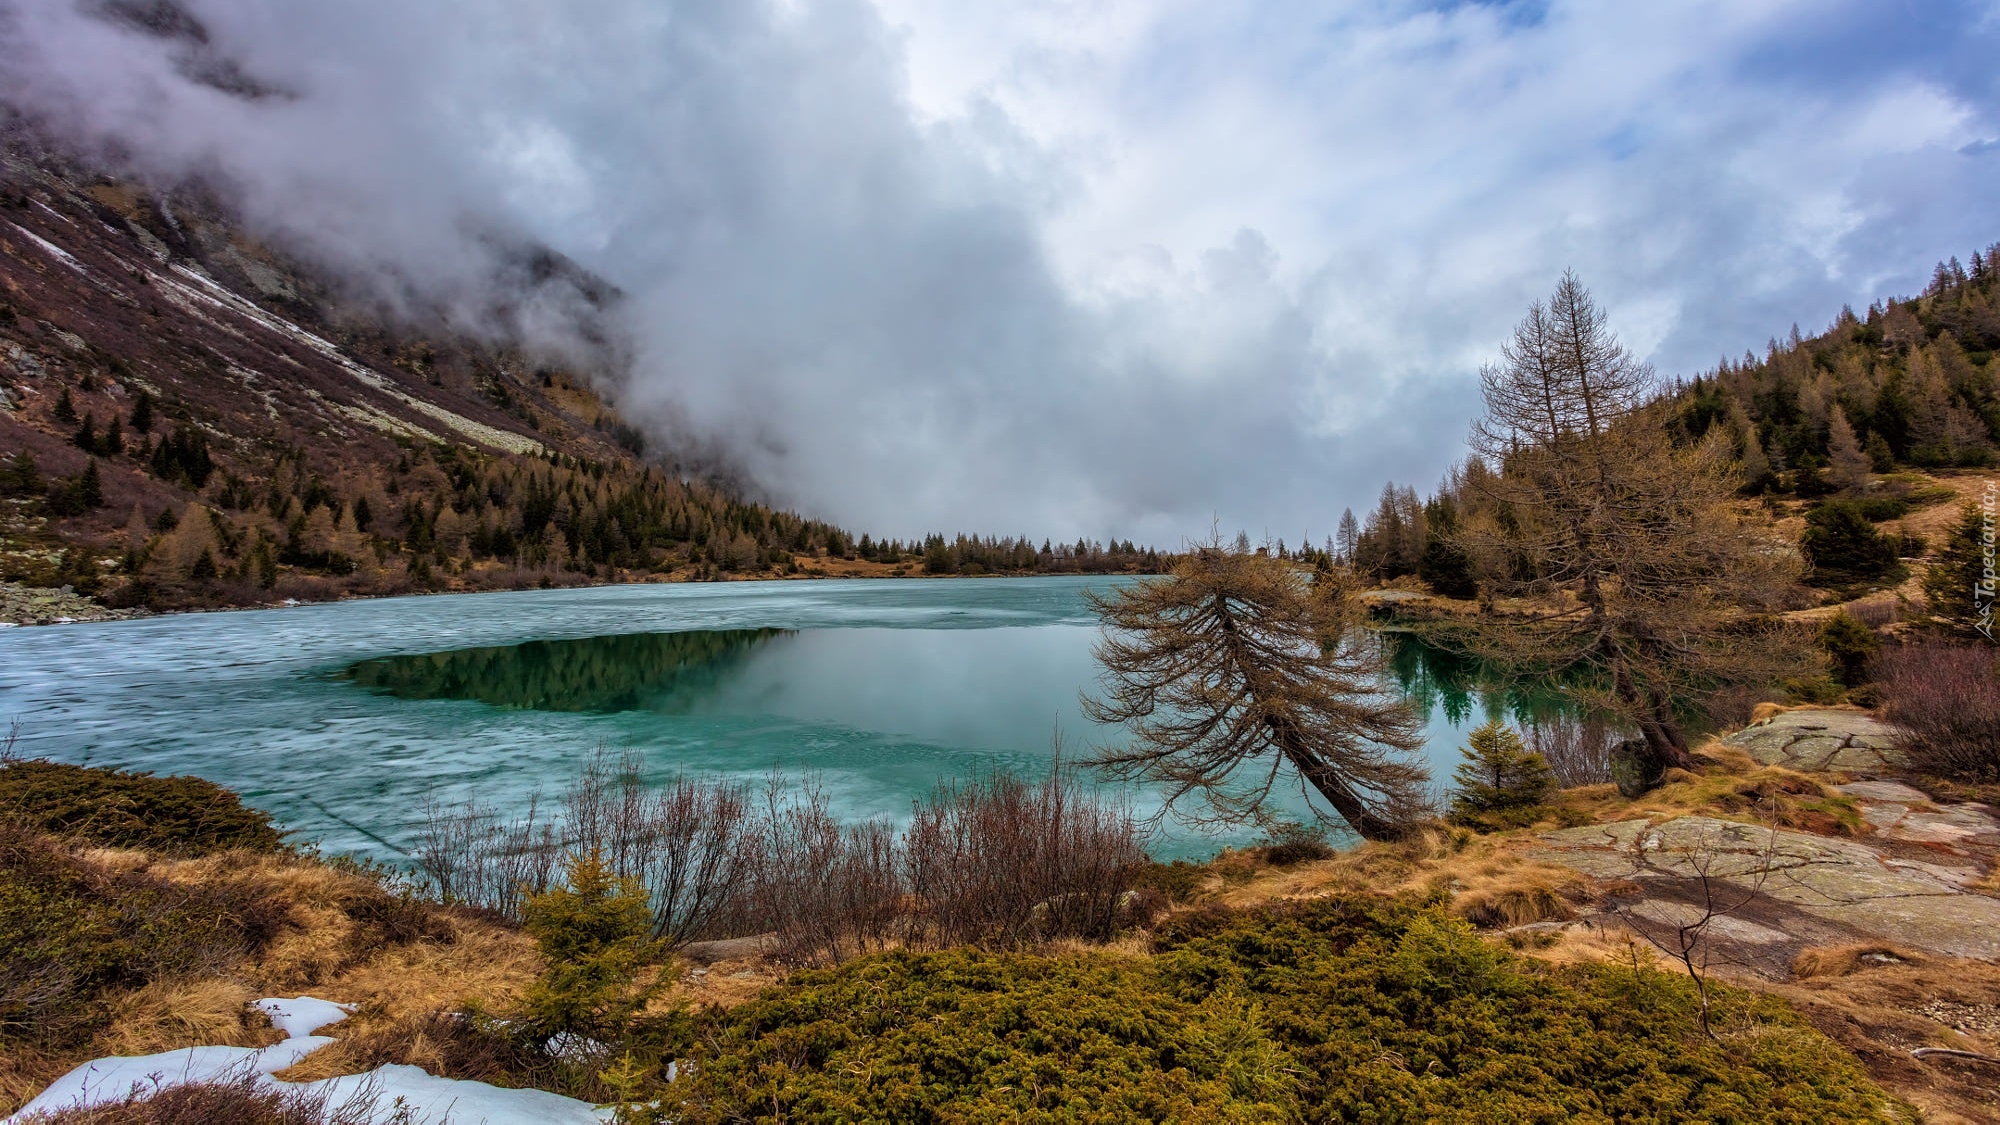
left=1556, top=759, right=1869, bottom=837
left=1791, top=944, right=1926, bottom=980
left=93, top=979, right=273, bottom=1059
left=272, top=1009, right=543, bottom=1089
left=0, top=819, right=499, bottom=1115
left=1445, top=864, right=1587, bottom=929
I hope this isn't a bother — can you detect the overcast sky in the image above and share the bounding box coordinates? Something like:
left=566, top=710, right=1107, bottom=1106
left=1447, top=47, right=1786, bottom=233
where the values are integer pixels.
left=4, top=0, right=1998, bottom=545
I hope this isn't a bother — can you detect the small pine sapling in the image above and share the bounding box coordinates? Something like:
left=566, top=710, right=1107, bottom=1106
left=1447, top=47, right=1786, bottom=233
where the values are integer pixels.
left=1817, top=613, right=1880, bottom=688
left=521, top=849, right=662, bottom=1044
left=1448, top=720, right=1557, bottom=831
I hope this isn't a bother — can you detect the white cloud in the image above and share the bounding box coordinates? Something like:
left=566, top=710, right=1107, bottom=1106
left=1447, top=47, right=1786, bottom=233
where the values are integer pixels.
left=2, top=0, right=1995, bottom=542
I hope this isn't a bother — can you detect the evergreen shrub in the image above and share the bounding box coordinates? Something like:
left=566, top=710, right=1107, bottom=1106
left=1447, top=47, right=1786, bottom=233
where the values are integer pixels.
left=650, top=896, right=1897, bottom=1123
left=0, top=758, right=283, bottom=854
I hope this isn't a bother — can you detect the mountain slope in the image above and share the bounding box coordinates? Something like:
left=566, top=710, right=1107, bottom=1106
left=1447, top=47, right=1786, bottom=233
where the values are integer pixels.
left=0, top=122, right=872, bottom=613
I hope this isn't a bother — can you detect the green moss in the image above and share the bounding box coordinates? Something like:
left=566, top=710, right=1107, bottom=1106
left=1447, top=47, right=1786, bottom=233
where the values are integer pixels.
left=650, top=896, right=1898, bottom=1123
left=0, top=758, right=282, bottom=854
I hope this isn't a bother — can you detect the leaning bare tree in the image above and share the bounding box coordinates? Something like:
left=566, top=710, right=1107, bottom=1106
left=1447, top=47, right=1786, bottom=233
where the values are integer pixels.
left=1458, top=272, right=1810, bottom=773
left=1082, top=542, right=1432, bottom=841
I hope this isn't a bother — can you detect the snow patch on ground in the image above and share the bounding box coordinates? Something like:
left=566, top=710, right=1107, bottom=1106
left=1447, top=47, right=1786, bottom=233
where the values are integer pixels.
left=8, top=1038, right=335, bottom=1120
left=255, top=997, right=355, bottom=1039
left=305, top=1065, right=613, bottom=1125
left=7, top=996, right=611, bottom=1124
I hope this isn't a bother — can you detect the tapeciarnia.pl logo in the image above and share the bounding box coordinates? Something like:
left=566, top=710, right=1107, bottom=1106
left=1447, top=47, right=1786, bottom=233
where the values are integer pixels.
left=1978, top=481, right=1996, bottom=642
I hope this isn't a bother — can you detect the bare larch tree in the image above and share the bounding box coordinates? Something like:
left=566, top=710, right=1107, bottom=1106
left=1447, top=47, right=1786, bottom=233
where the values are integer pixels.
left=1082, top=544, right=1432, bottom=841
left=1460, top=273, right=1809, bottom=770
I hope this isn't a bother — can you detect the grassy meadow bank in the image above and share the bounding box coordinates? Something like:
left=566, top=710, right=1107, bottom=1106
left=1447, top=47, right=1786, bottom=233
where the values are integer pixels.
left=9, top=711, right=2000, bottom=1122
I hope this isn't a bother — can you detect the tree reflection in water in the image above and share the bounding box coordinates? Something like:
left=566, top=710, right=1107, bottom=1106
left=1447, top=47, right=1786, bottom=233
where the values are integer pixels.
left=343, top=629, right=793, bottom=713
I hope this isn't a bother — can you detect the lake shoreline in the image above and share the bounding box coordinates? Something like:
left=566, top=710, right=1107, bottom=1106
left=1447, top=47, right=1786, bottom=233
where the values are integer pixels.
left=1, top=567, right=1161, bottom=628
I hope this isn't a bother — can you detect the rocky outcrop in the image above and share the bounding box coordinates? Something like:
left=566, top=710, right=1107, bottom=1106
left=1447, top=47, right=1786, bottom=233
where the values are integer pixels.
left=1528, top=708, right=2000, bottom=975
left=0, top=580, right=144, bottom=625
left=1531, top=815, right=2000, bottom=961
left=1720, top=708, right=1903, bottom=774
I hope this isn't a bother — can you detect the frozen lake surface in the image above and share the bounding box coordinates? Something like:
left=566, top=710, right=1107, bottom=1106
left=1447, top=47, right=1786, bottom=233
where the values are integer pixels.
left=0, top=577, right=1492, bottom=861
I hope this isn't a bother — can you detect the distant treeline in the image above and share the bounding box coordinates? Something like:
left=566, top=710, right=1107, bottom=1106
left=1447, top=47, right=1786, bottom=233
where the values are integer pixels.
left=860, top=533, right=1165, bottom=576
left=6, top=428, right=1171, bottom=605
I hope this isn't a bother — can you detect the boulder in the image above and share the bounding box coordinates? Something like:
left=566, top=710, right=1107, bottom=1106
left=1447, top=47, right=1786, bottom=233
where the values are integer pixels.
left=1609, top=738, right=1666, bottom=797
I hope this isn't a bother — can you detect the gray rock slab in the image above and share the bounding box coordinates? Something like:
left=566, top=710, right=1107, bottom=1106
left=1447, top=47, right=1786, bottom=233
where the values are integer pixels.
left=1720, top=708, right=1904, bottom=774
left=1839, top=781, right=1934, bottom=804
left=1825, top=895, right=2000, bottom=960
left=1534, top=814, right=2000, bottom=960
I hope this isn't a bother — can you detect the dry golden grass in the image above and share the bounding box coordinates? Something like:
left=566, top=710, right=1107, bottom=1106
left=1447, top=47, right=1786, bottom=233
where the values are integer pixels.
left=262, top=916, right=540, bottom=1084
left=1444, top=862, right=1589, bottom=928
left=91, top=979, right=278, bottom=1059
left=1, top=839, right=534, bottom=1111
left=1555, top=758, right=1869, bottom=837
left=1791, top=943, right=1928, bottom=980
left=1750, top=701, right=1792, bottom=724
left=1186, top=821, right=1608, bottom=937
left=1759, top=953, right=2000, bottom=1125
left=1882, top=468, right=2000, bottom=544
left=1, top=1045, right=75, bottom=1116
left=319, top=920, right=538, bottom=1021
left=650, top=959, right=780, bottom=1013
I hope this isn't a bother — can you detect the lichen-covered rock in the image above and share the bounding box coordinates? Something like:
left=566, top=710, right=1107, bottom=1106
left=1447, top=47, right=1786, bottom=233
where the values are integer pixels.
left=1609, top=738, right=1665, bottom=797
left=1532, top=814, right=2000, bottom=959
left=0, top=581, right=146, bottom=626
left=1721, top=708, right=1903, bottom=774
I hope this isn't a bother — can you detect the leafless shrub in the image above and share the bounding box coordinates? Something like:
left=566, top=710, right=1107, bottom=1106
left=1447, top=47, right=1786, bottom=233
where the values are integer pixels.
left=1521, top=714, right=1618, bottom=788
left=1844, top=594, right=1904, bottom=630
left=905, top=760, right=1146, bottom=949
left=15, top=1068, right=412, bottom=1125
left=1875, top=642, right=2000, bottom=783
left=562, top=751, right=755, bottom=947
left=413, top=791, right=558, bottom=920
left=417, top=752, right=1146, bottom=963
left=1614, top=818, right=1779, bottom=1040
left=825, top=818, right=905, bottom=955
left=736, top=776, right=899, bottom=967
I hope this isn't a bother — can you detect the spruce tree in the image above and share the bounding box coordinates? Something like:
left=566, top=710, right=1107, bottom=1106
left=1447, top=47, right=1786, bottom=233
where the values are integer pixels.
left=1921, top=505, right=1996, bottom=638
left=520, top=850, right=659, bottom=1040
left=1449, top=720, right=1556, bottom=828
left=2, top=450, right=39, bottom=495
left=54, top=387, right=77, bottom=424
left=1817, top=613, right=1880, bottom=687
left=1800, top=501, right=1898, bottom=583
left=128, top=389, right=154, bottom=434
left=78, top=459, right=103, bottom=509
left=1417, top=495, right=1477, bottom=598
left=1865, top=432, right=1895, bottom=472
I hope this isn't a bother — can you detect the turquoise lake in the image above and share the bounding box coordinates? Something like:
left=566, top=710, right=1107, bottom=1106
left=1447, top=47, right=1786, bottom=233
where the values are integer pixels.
left=0, top=577, right=1503, bottom=860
